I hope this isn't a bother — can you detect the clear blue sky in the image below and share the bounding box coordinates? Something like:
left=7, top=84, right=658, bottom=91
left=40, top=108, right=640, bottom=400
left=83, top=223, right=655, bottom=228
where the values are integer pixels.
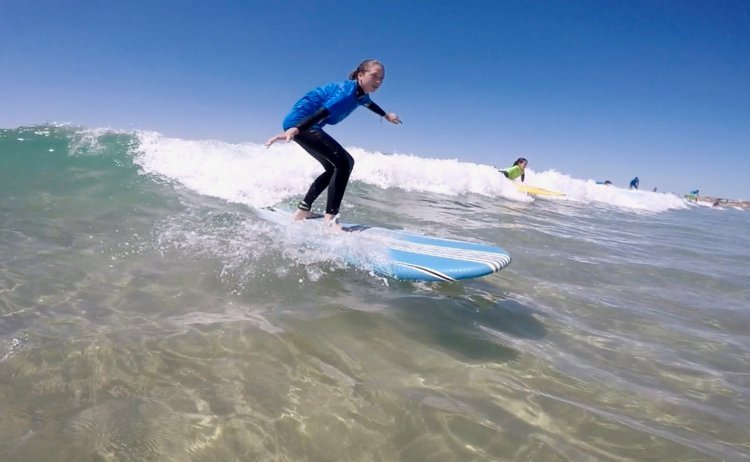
left=2, top=0, right=748, bottom=198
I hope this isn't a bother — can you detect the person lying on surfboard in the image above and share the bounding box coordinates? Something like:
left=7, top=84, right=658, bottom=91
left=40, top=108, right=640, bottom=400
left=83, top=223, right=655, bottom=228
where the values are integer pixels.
left=498, top=157, right=527, bottom=182
left=265, top=59, right=402, bottom=230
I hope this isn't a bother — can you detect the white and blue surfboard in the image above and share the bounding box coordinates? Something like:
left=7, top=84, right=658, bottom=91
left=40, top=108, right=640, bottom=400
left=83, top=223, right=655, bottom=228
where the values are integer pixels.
left=359, top=227, right=512, bottom=281
left=260, top=208, right=511, bottom=282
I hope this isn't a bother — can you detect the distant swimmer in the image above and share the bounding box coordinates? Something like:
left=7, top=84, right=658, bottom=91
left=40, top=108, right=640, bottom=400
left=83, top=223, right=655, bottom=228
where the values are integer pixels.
left=629, top=176, right=639, bottom=190
left=498, top=157, right=528, bottom=182
left=596, top=180, right=613, bottom=185
left=265, top=59, right=401, bottom=230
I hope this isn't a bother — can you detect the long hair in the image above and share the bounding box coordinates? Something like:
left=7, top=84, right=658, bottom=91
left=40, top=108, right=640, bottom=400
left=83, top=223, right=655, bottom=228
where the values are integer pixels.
left=513, top=157, right=528, bottom=167
left=349, top=59, right=384, bottom=80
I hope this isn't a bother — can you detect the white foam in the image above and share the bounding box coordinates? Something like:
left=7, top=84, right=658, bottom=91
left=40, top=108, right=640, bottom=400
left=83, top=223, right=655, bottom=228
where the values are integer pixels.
left=132, top=131, right=687, bottom=213
left=526, top=170, right=688, bottom=212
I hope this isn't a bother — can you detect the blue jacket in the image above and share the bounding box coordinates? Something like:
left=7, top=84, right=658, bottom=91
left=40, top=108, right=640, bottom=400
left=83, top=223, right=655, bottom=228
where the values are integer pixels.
left=283, top=80, right=372, bottom=130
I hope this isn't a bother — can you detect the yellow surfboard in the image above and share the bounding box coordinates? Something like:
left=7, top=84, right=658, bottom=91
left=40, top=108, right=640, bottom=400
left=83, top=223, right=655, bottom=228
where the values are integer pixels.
left=514, top=183, right=565, bottom=197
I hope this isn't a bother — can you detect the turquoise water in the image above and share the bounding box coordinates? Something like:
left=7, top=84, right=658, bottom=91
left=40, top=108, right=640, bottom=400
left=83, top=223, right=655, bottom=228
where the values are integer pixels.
left=1, top=125, right=749, bottom=461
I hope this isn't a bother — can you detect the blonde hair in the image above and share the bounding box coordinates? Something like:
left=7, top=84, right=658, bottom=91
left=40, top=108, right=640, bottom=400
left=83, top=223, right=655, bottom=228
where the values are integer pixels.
left=348, top=59, right=384, bottom=80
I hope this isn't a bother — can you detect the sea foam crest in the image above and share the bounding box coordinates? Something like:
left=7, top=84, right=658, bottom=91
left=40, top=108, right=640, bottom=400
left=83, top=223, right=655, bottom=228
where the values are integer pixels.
left=133, top=131, right=686, bottom=212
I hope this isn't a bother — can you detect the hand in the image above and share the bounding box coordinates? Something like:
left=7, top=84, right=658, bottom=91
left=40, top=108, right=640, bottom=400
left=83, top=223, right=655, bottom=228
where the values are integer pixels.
left=265, top=127, right=299, bottom=148
left=385, top=112, right=402, bottom=124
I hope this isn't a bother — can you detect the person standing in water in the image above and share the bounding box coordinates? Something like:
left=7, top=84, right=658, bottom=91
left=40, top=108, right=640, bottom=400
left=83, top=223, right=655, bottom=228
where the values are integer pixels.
left=498, top=157, right=528, bottom=182
left=629, top=176, right=640, bottom=190
left=265, top=59, right=401, bottom=228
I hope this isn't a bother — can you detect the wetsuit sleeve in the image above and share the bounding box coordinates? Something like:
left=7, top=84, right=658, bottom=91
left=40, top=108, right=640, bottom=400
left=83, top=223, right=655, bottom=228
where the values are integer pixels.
left=521, top=173, right=525, bottom=182
left=295, top=107, right=330, bottom=132
left=363, top=101, right=387, bottom=117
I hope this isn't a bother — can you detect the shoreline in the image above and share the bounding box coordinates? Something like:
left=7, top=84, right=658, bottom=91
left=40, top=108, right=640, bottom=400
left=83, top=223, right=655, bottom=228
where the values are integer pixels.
left=688, top=195, right=750, bottom=210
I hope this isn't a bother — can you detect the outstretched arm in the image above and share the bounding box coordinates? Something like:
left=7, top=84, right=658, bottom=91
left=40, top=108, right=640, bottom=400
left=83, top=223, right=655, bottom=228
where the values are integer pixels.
left=365, top=101, right=402, bottom=124
left=384, top=112, right=402, bottom=124
left=265, top=127, right=299, bottom=147
left=265, top=107, right=330, bottom=148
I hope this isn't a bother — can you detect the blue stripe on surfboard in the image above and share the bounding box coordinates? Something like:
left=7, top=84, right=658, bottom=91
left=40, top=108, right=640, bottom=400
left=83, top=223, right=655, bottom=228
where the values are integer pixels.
left=386, top=240, right=511, bottom=270
left=359, top=229, right=511, bottom=280
left=357, top=229, right=511, bottom=277
left=391, top=262, right=455, bottom=281
left=387, top=248, right=510, bottom=280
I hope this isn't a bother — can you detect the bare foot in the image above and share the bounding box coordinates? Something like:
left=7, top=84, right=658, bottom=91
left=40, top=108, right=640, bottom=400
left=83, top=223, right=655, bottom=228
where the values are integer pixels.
left=293, top=209, right=313, bottom=221
left=324, top=213, right=342, bottom=233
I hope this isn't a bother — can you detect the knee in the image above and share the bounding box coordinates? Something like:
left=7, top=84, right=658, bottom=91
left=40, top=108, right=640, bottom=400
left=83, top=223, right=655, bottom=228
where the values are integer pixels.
left=335, top=150, right=354, bottom=173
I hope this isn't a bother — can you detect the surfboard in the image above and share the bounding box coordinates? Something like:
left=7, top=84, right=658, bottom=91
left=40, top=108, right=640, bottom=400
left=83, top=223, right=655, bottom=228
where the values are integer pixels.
left=259, top=208, right=511, bottom=282
left=514, top=183, right=565, bottom=197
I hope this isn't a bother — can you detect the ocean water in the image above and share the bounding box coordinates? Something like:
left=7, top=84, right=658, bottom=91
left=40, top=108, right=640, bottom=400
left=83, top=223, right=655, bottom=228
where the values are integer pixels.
left=1, top=124, right=748, bottom=461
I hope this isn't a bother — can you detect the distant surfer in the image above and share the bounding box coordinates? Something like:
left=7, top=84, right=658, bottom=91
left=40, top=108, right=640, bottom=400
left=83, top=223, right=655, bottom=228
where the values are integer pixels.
left=265, top=59, right=401, bottom=229
left=629, top=176, right=639, bottom=190
left=596, top=180, right=613, bottom=185
left=498, top=157, right=528, bottom=182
